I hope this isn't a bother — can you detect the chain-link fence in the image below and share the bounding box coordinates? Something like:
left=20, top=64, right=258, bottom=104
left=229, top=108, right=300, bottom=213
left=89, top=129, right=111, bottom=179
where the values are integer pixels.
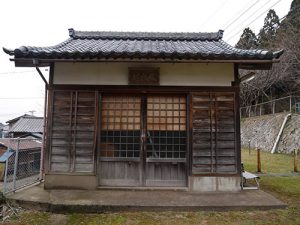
left=240, top=95, right=300, bottom=118
left=2, top=138, right=42, bottom=194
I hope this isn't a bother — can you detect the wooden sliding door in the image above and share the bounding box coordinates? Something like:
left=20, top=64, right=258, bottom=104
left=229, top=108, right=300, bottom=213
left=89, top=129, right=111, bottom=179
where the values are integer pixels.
left=98, top=94, right=188, bottom=187
left=98, top=95, right=142, bottom=186
left=145, top=95, right=187, bottom=186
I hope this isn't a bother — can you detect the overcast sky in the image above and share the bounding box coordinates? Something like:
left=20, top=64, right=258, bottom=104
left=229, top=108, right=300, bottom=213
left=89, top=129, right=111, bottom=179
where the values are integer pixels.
left=0, top=0, right=293, bottom=123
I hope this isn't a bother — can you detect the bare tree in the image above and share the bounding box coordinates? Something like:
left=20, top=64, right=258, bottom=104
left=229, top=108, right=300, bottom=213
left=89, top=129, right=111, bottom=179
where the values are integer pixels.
left=238, top=1, right=300, bottom=106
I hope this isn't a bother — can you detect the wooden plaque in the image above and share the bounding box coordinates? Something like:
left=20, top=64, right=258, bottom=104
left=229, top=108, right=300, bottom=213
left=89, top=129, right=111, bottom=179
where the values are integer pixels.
left=128, top=67, right=160, bottom=85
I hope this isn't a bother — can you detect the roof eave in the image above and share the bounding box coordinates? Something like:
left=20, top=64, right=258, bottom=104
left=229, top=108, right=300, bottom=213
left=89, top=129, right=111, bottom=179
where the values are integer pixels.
left=2, top=47, right=14, bottom=56
left=239, top=63, right=273, bottom=70
left=11, top=57, right=280, bottom=69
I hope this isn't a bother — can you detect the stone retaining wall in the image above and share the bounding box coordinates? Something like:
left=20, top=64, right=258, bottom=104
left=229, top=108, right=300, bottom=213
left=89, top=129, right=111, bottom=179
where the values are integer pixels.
left=241, top=113, right=300, bottom=154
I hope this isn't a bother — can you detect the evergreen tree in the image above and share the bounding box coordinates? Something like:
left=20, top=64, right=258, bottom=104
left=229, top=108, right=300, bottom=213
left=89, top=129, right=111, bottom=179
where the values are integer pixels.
left=279, top=0, right=300, bottom=31
left=240, top=1, right=300, bottom=106
left=289, top=0, right=300, bottom=28
left=235, top=28, right=258, bottom=49
left=258, top=9, right=280, bottom=48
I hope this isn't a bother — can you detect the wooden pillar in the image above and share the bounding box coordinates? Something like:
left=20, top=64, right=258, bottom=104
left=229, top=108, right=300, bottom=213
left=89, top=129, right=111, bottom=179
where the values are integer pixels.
left=260, top=104, right=262, bottom=116
left=294, top=149, right=298, bottom=173
left=290, top=96, right=292, bottom=113
left=248, top=140, right=251, bottom=156
left=248, top=106, right=251, bottom=118
left=240, top=108, right=242, bottom=119
left=257, top=148, right=261, bottom=173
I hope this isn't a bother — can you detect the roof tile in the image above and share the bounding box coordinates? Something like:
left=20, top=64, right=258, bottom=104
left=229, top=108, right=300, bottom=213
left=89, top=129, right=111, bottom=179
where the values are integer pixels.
left=0, top=138, right=42, bottom=151
left=3, top=28, right=283, bottom=61
left=9, top=116, right=43, bottom=133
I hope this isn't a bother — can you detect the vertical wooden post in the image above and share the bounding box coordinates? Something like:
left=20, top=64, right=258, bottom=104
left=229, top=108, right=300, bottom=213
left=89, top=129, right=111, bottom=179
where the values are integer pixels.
left=290, top=96, right=292, bottom=113
left=272, top=101, right=275, bottom=114
left=260, top=104, right=262, bottom=116
left=294, top=149, right=298, bottom=173
left=248, top=106, right=251, bottom=118
left=257, top=148, right=261, bottom=173
left=248, top=140, right=251, bottom=156
left=240, top=108, right=242, bottom=120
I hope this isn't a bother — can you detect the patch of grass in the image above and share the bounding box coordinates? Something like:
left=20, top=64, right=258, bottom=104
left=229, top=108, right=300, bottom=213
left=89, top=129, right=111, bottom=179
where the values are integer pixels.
left=242, top=148, right=298, bottom=174
left=3, top=211, right=51, bottom=225
left=260, top=176, right=300, bottom=205
left=2, top=154, right=300, bottom=225
left=67, top=213, right=126, bottom=225
left=62, top=177, right=300, bottom=224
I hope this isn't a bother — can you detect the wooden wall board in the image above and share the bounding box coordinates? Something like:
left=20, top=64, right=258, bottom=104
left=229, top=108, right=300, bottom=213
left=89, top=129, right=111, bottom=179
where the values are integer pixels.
left=191, top=92, right=238, bottom=175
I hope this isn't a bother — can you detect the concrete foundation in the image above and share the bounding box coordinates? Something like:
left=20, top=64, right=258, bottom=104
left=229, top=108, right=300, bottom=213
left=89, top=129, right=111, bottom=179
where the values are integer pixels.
left=188, top=176, right=241, bottom=192
left=44, top=174, right=241, bottom=192
left=7, top=183, right=287, bottom=212
left=44, top=174, right=97, bottom=190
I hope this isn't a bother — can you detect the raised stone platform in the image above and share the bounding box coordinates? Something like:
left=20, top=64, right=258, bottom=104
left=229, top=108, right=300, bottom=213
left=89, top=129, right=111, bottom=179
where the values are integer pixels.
left=6, top=183, right=287, bottom=213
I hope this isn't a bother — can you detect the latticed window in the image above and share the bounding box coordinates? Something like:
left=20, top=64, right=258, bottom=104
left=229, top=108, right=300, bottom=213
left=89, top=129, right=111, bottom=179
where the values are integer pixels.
left=100, top=95, right=141, bottom=158
left=146, top=96, right=187, bottom=159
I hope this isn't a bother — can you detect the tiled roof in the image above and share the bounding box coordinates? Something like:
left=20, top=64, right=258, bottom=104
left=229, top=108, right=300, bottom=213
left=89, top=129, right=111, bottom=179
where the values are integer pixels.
left=6, top=114, right=32, bottom=124
left=0, top=138, right=42, bottom=151
left=3, top=28, right=283, bottom=61
left=9, top=116, right=43, bottom=133
left=69, top=29, right=223, bottom=41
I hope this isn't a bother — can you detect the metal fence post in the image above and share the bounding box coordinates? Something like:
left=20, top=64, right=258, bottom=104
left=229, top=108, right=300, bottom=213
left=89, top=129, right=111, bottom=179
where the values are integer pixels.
left=3, top=156, right=9, bottom=193
left=12, top=138, right=20, bottom=192
left=240, top=95, right=299, bottom=119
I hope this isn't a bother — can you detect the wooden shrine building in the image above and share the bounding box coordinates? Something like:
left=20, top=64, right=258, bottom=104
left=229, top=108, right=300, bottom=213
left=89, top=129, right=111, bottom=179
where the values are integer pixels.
left=3, top=29, right=282, bottom=191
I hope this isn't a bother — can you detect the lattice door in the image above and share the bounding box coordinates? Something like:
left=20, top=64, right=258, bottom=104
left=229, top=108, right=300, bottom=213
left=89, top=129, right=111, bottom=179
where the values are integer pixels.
left=99, top=95, right=142, bottom=186
left=98, top=94, right=188, bottom=187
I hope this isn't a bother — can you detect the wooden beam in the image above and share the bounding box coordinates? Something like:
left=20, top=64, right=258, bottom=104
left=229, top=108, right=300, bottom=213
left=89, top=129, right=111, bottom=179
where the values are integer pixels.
left=50, top=85, right=239, bottom=93
left=49, top=63, right=54, bottom=87
left=11, top=57, right=280, bottom=65
left=35, top=67, right=48, bottom=87
left=240, top=72, right=256, bottom=83
left=234, top=65, right=242, bottom=174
